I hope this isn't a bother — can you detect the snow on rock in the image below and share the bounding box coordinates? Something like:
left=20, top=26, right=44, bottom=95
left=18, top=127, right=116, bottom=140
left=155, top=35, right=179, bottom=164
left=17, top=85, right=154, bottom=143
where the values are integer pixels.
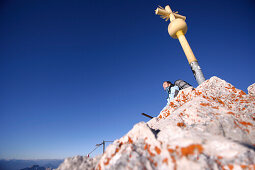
left=58, top=76, right=255, bottom=170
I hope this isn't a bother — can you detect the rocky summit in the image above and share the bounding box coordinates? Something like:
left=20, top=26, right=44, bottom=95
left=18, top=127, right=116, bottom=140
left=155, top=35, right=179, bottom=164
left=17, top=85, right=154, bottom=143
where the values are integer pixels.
left=57, top=76, right=255, bottom=170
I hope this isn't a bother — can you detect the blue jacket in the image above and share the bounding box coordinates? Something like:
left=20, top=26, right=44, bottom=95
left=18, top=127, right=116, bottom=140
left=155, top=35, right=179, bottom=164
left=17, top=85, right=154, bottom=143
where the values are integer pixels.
left=165, top=85, right=179, bottom=104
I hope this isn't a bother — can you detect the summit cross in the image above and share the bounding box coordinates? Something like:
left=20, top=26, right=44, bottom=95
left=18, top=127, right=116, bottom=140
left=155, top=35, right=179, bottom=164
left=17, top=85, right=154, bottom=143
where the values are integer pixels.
left=155, top=5, right=206, bottom=85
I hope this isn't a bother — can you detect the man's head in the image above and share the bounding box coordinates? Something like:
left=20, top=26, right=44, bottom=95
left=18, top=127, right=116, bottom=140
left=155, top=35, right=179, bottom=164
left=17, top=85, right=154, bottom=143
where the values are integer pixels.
left=163, top=81, right=172, bottom=90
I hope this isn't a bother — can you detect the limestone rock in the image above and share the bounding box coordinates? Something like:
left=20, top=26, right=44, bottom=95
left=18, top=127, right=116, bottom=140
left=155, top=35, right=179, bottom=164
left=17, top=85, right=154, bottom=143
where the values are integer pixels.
left=58, top=76, right=255, bottom=170
left=248, top=83, right=255, bottom=96
left=57, top=155, right=101, bottom=170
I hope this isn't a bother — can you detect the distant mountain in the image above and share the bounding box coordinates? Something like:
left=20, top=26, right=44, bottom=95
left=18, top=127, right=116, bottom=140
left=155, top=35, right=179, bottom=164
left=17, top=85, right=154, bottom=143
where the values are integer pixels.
left=0, top=159, right=63, bottom=170
left=20, top=165, right=47, bottom=170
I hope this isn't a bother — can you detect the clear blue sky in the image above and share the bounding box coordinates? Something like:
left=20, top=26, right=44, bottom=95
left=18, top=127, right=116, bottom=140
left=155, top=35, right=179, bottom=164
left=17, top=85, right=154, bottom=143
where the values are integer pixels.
left=0, top=0, right=255, bottom=159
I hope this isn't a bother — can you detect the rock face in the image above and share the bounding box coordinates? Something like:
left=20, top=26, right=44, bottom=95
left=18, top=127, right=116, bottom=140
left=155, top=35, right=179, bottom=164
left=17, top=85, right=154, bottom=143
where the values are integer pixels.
left=57, top=155, right=101, bottom=170
left=248, top=83, right=255, bottom=96
left=57, top=76, right=255, bottom=170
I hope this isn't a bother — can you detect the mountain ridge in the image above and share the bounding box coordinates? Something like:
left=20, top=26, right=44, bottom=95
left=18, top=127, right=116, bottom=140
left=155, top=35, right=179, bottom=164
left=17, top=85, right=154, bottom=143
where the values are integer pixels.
left=57, top=76, right=255, bottom=170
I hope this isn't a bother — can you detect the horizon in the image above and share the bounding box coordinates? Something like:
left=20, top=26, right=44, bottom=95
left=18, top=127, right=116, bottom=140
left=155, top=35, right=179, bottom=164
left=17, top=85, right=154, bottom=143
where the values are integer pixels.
left=1, top=0, right=255, bottom=159
left=0, top=158, right=63, bottom=160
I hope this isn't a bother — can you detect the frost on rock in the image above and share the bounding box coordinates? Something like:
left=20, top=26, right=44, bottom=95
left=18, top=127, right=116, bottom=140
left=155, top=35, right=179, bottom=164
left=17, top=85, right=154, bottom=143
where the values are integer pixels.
left=58, top=76, right=255, bottom=170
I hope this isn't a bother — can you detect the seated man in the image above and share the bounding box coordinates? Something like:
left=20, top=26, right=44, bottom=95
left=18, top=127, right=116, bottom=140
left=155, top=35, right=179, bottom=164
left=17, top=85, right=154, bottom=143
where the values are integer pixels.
left=163, top=81, right=179, bottom=105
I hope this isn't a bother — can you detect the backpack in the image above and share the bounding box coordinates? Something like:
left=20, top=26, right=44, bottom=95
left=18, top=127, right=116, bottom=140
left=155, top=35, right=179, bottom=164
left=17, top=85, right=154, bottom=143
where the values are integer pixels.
left=174, top=80, right=193, bottom=90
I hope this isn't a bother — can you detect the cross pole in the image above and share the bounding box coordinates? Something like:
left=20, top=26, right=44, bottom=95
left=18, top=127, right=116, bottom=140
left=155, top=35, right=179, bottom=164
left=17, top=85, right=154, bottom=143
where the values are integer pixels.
left=155, top=5, right=206, bottom=85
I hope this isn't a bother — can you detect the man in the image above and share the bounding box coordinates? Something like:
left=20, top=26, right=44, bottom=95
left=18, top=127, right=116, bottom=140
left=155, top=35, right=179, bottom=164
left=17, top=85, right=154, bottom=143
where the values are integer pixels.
left=163, top=81, right=179, bottom=105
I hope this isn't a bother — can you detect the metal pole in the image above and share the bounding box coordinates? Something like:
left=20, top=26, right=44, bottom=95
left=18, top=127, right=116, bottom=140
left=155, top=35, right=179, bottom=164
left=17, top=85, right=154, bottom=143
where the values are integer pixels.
left=141, top=113, right=153, bottom=119
left=103, top=140, right=105, bottom=153
left=94, top=140, right=113, bottom=154
left=176, top=30, right=205, bottom=84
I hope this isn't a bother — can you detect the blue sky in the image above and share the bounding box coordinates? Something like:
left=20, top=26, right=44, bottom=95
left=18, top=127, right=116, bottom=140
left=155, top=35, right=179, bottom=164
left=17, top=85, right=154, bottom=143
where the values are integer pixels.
left=0, top=0, right=255, bottom=159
